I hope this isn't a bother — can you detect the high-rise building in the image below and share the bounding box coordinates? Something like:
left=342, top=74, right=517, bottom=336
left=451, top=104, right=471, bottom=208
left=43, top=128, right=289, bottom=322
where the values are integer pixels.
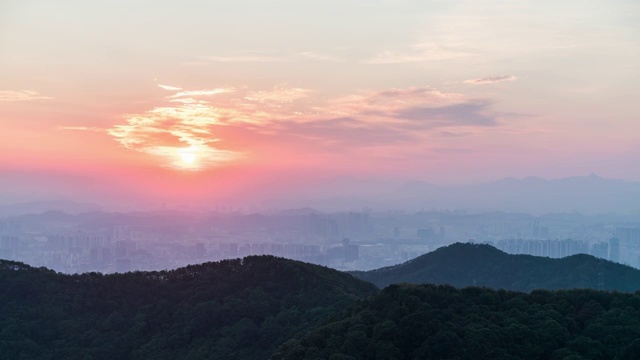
left=615, top=227, right=640, bottom=250
left=590, top=242, right=608, bottom=260
left=417, top=228, right=435, bottom=242
left=532, top=221, right=541, bottom=238
left=609, top=237, right=620, bottom=263
left=0, top=235, right=20, bottom=259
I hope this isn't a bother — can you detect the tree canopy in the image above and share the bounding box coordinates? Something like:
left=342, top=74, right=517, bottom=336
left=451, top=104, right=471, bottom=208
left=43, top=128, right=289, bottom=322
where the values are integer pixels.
left=274, top=284, right=640, bottom=360
left=0, top=256, right=376, bottom=359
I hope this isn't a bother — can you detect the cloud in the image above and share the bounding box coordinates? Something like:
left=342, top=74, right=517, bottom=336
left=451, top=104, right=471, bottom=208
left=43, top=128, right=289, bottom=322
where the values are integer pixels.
left=68, top=83, right=500, bottom=170
left=322, top=87, right=466, bottom=120
left=189, top=50, right=344, bottom=65
left=58, top=126, right=103, bottom=132
left=269, top=87, right=499, bottom=148
left=275, top=117, right=413, bottom=147
left=0, top=90, right=52, bottom=102
left=169, top=88, right=233, bottom=98
left=244, top=86, right=311, bottom=105
left=464, top=75, right=518, bottom=85
left=199, top=55, right=291, bottom=63
left=364, top=42, right=471, bottom=64
left=439, top=131, right=473, bottom=138
left=98, top=85, right=315, bottom=170
left=394, top=103, right=496, bottom=128
left=297, top=51, right=343, bottom=62
left=431, top=148, right=474, bottom=154
left=318, top=87, right=464, bottom=117
left=158, top=84, right=183, bottom=91
left=107, top=102, right=243, bottom=170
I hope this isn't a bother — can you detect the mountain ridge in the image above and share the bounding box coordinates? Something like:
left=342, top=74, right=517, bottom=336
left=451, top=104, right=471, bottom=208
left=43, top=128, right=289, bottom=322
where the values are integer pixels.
left=0, top=255, right=376, bottom=359
left=351, top=242, right=640, bottom=292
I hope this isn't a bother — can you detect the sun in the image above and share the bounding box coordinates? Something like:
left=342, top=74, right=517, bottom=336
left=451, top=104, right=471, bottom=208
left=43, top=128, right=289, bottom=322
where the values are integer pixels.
left=175, top=147, right=203, bottom=170
left=181, top=152, right=197, bottom=164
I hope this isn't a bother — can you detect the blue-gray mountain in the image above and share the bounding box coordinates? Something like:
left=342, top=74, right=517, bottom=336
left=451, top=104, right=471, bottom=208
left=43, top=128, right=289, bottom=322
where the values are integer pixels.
left=261, top=174, right=640, bottom=214
left=350, top=242, right=640, bottom=292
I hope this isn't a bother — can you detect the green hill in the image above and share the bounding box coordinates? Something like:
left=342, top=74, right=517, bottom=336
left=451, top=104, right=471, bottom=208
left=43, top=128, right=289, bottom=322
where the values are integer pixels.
left=351, top=243, right=640, bottom=292
left=273, top=284, right=640, bottom=360
left=0, top=256, right=377, bottom=360
left=6, top=245, right=640, bottom=360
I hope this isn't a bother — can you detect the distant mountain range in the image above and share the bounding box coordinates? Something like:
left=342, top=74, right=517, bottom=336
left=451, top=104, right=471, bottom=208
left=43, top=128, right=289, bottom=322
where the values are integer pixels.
left=351, top=242, right=640, bottom=292
left=411, top=173, right=640, bottom=214
left=0, top=200, right=102, bottom=216
left=2, top=173, right=640, bottom=214
left=366, top=174, right=640, bottom=214
left=256, top=173, right=640, bottom=214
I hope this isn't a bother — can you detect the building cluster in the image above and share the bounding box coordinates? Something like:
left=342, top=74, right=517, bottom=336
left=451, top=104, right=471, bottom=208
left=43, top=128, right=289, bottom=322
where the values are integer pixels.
left=0, top=227, right=368, bottom=273
left=1, top=211, right=638, bottom=273
left=306, top=212, right=372, bottom=240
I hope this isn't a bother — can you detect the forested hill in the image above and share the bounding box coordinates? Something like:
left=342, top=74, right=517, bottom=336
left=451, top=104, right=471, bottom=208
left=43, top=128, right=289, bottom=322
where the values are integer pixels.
left=0, top=256, right=377, bottom=360
left=273, top=284, right=640, bottom=360
left=351, top=243, right=640, bottom=292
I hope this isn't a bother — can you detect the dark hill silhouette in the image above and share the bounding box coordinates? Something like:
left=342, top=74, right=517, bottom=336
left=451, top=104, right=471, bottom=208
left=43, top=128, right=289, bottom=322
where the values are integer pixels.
left=0, top=256, right=376, bottom=360
left=350, top=242, right=640, bottom=292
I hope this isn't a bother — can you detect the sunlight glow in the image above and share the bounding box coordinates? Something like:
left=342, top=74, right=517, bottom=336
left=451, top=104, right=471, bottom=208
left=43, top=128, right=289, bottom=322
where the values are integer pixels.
left=181, top=152, right=196, bottom=164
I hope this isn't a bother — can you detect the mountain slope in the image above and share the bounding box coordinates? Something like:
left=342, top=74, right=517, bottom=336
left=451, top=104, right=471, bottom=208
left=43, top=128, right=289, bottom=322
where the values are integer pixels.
left=273, top=284, right=640, bottom=360
left=0, top=256, right=377, bottom=360
left=351, top=243, right=640, bottom=292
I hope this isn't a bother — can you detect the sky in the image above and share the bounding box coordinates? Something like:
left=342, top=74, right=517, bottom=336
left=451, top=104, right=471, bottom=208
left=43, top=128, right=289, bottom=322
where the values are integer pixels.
left=1, top=0, right=639, bottom=208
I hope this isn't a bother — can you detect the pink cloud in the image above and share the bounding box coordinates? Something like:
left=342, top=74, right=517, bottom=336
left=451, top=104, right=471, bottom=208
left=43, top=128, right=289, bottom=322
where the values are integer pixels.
left=0, top=90, right=52, bottom=102
left=157, top=84, right=183, bottom=91
left=64, top=84, right=500, bottom=170
left=464, top=75, right=518, bottom=85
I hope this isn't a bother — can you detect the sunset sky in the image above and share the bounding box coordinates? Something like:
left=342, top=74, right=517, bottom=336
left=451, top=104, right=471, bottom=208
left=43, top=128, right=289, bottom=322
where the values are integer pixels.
left=1, top=0, right=639, bottom=208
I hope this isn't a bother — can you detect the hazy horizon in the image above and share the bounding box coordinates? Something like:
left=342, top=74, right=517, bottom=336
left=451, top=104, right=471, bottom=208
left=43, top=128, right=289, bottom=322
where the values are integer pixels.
left=1, top=172, right=639, bottom=216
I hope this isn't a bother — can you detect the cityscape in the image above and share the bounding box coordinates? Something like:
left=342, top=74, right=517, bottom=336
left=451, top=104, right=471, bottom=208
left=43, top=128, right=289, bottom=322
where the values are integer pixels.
left=1, top=208, right=638, bottom=274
